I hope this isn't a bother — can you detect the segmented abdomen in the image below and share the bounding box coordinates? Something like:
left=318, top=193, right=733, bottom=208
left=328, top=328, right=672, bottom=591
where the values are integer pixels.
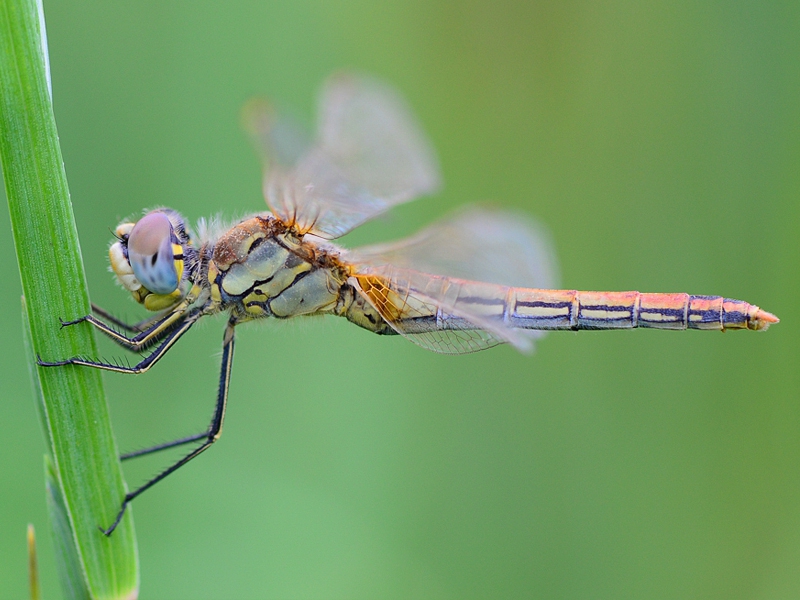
left=510, top=290, right=775, bottom=331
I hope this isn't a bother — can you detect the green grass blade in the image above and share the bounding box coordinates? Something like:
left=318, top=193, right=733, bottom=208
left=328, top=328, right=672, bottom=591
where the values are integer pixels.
left=24, top=298, right=92, bottom=600
left=46, top=455, right=93, bottom=600
left=1, top=1, right=139, bottom=598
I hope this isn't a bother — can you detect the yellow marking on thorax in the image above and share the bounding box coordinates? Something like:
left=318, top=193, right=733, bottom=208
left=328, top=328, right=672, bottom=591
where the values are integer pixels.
left=208, top=261, right=222, bottom=304
left=243, top=289, right=269, bottom=316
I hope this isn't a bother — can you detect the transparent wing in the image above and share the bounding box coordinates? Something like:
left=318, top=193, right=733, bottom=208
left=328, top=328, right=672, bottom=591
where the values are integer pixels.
left=245, top=73, right=441, bottom=239
left=352, top=268, right=535, bottom=354
left=347, top=207, right=561, bottom=354
left=347, top=205, right=560, bottom=288
left=243, top=99, right=311, bottom=169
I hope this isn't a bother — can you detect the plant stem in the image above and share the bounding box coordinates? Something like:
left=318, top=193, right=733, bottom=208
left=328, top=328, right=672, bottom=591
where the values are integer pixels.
left=0, top=0, right=139, bottom=597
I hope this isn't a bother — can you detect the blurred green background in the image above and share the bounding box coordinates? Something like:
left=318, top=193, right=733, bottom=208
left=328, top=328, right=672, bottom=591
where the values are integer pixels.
left=2, top=1, right=798, bottom=598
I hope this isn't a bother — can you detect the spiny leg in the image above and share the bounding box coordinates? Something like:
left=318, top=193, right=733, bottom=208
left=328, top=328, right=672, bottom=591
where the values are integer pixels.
left=90, top=303, right=172, bottom=334
left=120, top=433, right=208, bottom=460
left=38, top=309, right=202, bottom=375
left=72, top=311, right=187, bottom=353
left=101, top=317, right=237, bottom=536
left=58, top=302, right=193, bottom=352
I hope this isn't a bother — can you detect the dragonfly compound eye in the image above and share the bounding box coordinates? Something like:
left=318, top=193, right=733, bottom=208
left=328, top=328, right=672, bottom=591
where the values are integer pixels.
left=127, top=211, right=184, bottom=295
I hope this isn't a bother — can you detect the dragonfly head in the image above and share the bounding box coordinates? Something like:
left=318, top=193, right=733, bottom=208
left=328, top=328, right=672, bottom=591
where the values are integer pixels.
left=109, top=209, right=193, bottom=311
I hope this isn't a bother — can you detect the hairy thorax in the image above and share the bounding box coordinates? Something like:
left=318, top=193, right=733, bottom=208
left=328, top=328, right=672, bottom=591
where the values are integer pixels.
left=203, top=214, right=347, bottom=320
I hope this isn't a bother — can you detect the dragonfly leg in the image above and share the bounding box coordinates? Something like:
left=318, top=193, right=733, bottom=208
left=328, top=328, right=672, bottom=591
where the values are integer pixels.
left=90, top=303, right=171, bottom=334
left=69, top=312, right=186, bottom=353
left=38, top=309, right=201, bottom=375
left=120, top=433, right=208, bottom=461
left=101, top=317, right=237, bottom=536
left=59, top=304, right=191, bottom=352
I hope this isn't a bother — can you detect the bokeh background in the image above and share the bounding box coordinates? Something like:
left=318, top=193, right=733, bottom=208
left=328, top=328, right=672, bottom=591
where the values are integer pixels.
left=2, top=1, right=798, bottom=598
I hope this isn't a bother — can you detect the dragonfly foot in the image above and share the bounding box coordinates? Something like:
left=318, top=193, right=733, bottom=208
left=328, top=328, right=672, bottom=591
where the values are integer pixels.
left=59, top=315, right=87, bottom=328
left=37, top=356, right=73, bottom=367
left=99, top=501, right=129, bottom=537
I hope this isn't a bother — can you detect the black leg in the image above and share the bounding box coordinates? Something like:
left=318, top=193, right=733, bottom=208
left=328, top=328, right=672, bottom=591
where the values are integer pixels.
left=90, top=303, right=170, bottom=334
left=58, top=302, right=192, bottom=353
left=120, top=432, right=208, bottom=460
left=100, top=318, right=237, bottom=536
left=76, top=311, right=186, bottom=353
left=38, top=309, right=201, bottom=375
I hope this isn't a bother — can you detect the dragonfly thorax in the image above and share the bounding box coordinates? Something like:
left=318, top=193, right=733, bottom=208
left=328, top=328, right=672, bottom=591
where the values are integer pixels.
left=205, top=214, right=353, bottom=321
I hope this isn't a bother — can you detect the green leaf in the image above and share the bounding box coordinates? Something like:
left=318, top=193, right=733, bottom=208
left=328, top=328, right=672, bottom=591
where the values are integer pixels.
left=46, top=454, right=92, bottom=600
left=1, top=1, right=139, bottom=598
left=24, top=297, right=91, bottom=600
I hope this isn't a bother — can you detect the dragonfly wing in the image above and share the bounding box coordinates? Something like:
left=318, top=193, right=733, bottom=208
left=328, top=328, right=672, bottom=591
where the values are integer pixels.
left=348, top=205, right=560, bottom=288
left=246, top=73, right=441, bottom=239
left=347, top=207, right=561, bottom=353
left=243, top=99, right=312, bottom=170
left=352, top=267, right=539, bottom=354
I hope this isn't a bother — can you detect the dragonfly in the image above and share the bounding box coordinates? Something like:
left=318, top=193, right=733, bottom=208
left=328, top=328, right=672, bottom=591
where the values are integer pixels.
left=39, top=73, right=778, bottom=535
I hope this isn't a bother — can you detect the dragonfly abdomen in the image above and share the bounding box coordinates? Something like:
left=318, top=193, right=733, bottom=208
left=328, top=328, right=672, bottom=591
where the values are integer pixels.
left=509, top=289, right=778, bottom=332
left=352, top=273, right=778, bottom=341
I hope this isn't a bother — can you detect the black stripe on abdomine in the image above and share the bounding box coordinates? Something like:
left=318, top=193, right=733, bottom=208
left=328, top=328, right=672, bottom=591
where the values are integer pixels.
left=580, top=304, right=631, bottom=312
left=515, top=300, right=572, bottom=309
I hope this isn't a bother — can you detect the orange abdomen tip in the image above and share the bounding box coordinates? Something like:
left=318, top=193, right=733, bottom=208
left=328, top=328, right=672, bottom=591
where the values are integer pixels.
left=751, top=307, right=779, bottom=331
